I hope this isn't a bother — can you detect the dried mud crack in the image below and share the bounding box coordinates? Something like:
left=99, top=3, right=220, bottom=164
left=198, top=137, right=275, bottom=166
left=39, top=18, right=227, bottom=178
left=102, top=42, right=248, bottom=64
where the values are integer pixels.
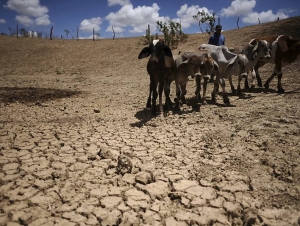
left=1, top=17, right=300, bottom=225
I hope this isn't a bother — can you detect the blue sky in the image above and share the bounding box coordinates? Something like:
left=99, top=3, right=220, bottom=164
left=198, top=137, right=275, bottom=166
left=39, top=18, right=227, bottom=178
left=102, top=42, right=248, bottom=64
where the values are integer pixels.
left=0, top=0, right=299, bottom=39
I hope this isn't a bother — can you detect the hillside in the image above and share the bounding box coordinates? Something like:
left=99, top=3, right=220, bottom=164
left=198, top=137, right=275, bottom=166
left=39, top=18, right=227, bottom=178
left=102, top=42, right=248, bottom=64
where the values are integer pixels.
left=0, top=16, right=300, bottom=225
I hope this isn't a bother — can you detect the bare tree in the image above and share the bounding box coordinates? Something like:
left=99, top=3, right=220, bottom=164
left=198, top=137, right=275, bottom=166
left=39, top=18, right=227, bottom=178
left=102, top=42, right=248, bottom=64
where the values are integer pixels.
left=95, top=32, right=100, bottom=39
left=193, top=10, right=216, bottom=33
left=19, top=28, right=27, bottom=36
left=64, top=29, right=70, bottom=39
left=237, top=17, right=239, bottom=29
left=8, top=27, right=12, bottom=36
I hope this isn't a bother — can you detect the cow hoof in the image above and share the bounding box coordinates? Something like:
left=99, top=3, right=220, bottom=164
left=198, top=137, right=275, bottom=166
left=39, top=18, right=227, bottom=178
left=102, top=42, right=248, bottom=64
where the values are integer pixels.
left=146, top=103, right=151, bottom=109
left=231, top=89, right=236, bottom=94
left=264, top=83, right=269, bottom=90
left=278, top=88, right=285, bottom=93
left=223, top=95, right=230, bottom=105
left=257, top=80, right=263, bottom=87
left=237, top=89, right=242, bottom=95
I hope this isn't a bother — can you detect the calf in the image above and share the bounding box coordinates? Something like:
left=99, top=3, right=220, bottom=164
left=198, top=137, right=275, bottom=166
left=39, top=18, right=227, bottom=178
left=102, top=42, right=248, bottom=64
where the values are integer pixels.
left=138, top=39, right=175, bottom=115
left=174, top=51, right=219, bottom=106
left=198, top=44, right=249, bottom=103
left=250, top=35, right=300, bottom=93
left=240, top=40, right=271, bottom=92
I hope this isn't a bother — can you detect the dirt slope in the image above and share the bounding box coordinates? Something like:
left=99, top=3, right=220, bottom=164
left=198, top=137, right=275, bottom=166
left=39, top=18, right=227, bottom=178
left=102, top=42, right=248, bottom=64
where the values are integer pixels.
left=0, top=16, right=300, bottom=225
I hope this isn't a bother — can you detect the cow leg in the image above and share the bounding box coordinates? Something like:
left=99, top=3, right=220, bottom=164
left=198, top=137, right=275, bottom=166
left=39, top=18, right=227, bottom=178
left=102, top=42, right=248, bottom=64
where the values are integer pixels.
left=265, top=59, right=284, bottom=93
left=255, top=65, right=263, bottom=88
left=180, top=82, right=187, bottom=104
left=277, top=72, right=284, bottom=93
left=202, top=77, right=209, bottom=104
left=220, top=78, right=230, bottom=104
left=151, top=80, right=158, bottom=116
left=164, top=77, right=173, bottom=110
left=237, top=74, right=243, bottom=95
left=211, top=77, right=221, bottom=103
left=195, top=75, right=201, bottom=101
left=146, top=82, right=152, bottom=109
left=228, top=75, right=236, bottom=94
left=158, top=81, right=164, bottom=113
left=174, top=75, right=181, bottom=109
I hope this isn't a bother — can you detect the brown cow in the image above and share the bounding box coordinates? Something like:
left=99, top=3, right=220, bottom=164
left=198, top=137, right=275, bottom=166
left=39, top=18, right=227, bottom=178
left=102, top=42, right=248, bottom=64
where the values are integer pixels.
left=173, top=51, right=219, bottom=106
left=249, top=35, right=300, bottom=93
left=138, top=39, right=175, bottom=115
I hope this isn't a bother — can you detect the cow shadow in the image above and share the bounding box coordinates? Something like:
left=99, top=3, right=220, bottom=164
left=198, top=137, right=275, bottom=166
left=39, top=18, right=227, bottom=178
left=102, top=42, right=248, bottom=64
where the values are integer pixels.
left=131, top=107, right=153, bottom=127
left=0, top=87, right=82, bottom=104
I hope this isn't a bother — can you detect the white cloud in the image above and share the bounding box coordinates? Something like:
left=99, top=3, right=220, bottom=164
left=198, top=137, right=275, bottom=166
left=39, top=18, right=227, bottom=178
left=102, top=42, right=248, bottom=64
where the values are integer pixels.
left=175, top=4, right=212, bottom=29
left=105, top=3, right=165, bottom=34
left=220, top=0, right=290, bottom=25
left=108, top=0, right=131, bottom=7
left=35, top=14, right=50, bottom=26
left=79, top=17, right=102, bottom=33
left=242, top=10, right=289, bottom=24
left=220, top=0, right=256, bottom=17
left=16, top=15, right=34, bottom=27
left=4, top=0, right=51, bottom=27
left=0, top=19, right=6, bottom=24
left=4, top=0, right=48, bottom=17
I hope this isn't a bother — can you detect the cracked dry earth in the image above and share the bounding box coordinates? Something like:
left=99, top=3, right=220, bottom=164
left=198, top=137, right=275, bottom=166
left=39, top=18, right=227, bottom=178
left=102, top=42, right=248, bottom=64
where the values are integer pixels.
left=1, top=22, right=300, bottom=226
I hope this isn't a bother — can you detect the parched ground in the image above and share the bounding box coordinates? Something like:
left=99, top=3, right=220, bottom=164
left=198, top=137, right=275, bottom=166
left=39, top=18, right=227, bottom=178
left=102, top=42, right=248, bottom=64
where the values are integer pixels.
left=0, top=17, right=300, bottom=226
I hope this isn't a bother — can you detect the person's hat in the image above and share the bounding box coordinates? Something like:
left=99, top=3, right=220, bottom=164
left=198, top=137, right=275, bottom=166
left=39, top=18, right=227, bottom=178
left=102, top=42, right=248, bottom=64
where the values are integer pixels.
left=216, top=25, right=222, bottom=30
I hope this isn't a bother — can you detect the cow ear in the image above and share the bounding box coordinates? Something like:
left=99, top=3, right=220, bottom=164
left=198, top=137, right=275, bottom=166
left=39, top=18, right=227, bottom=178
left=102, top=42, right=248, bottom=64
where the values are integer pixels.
left=249, top=39, right=258, bottom=45
left=163, top=46, right=173, bottom=58
left=138, top=47, right=151, bottom=59
left=250, top=43, right=259, bottom=60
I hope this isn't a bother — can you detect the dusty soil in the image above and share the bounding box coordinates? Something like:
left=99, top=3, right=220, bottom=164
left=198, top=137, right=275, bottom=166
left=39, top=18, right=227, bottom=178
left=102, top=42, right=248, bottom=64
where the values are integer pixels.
left=0, top=17, right=300, bottom=226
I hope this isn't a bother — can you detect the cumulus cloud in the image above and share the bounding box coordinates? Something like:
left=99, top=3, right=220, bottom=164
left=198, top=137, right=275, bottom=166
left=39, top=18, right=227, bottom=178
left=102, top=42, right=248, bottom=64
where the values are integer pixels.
left=105, top=3, right=165, bottom=34
left=220, top=0, right=256, bottom=17
left=4, top=0, right=51, bottom=27
left=35, top=14, right=50, bottom=26
left=0, top=19, right=6, bottom=24
left=16, top=15, right=34, bottom=27
left=242, top=10, right=289, bottom=24
left=175, top=4, right=212, bottom=29
left=108, top=0, right=131, bottom=7
left=220, top=0, right=290, bottom=24
left=79, top=17, right=102, bottom=33
left=4, top=0, right=48, bottom=17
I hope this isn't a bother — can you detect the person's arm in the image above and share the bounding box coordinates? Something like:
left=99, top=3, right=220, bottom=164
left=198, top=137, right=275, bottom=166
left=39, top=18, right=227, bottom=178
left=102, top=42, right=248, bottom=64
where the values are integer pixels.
left=223, top=36, right=225, bottom=45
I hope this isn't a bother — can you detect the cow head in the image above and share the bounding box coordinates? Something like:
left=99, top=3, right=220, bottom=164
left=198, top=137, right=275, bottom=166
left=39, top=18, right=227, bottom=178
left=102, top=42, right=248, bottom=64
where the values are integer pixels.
left=181, top=53, right=218, bottom=79
left=251, top=40, right=271, bottom=60
left=225, top=54, right=248, bottom=78
left=138, top=39, right=173, bottom=59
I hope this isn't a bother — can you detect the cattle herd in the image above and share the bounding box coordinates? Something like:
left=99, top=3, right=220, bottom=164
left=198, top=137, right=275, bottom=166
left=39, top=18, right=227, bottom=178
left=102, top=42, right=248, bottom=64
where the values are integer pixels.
left=138, top=35, right=300, bottom=115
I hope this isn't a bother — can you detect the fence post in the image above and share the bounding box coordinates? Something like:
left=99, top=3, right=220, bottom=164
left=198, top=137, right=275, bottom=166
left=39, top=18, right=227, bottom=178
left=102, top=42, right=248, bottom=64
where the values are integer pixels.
left=50, top=26, right=53, bottom=40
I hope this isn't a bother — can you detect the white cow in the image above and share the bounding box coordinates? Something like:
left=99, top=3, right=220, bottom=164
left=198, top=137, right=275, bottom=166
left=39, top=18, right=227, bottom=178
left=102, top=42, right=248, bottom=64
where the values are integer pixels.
left=240, top=40, right=271, bottom=91
left=198, top=44, right=249, bottom=95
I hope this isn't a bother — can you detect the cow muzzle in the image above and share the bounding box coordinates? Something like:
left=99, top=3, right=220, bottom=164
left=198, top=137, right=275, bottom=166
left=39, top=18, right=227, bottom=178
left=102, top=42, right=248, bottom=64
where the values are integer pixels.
left=193, top=72, right=201, bottom=78
left=241, top=72, right=247, bottom=78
